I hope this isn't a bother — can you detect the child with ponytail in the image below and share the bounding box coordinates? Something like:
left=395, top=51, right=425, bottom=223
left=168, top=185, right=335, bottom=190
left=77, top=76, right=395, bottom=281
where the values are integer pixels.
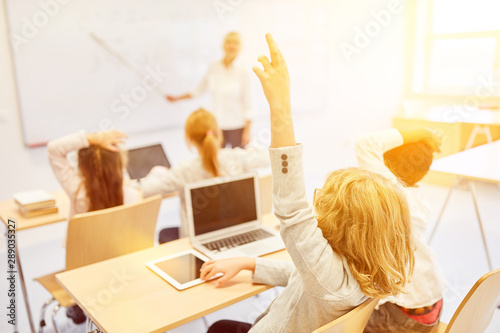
left=140, top=108, right=269, bottom=238
left=48, top=130, right=139, bottom=217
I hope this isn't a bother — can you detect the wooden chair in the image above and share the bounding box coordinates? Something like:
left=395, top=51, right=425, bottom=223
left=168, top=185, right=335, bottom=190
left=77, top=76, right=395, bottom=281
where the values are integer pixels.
left=34, top=195, right=162, bottom=333
left=312, top=298, right=379, bottom=333
left=259, top=173, right=273, bottom=215
left=433, top=267, right=500, bottom=333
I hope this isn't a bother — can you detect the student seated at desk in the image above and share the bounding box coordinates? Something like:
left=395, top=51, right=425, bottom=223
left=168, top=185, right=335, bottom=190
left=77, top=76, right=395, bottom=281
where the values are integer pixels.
left=199, top=34, right=415, bottom=333
left=356, top=128, right=446, bottom=333
left=139, top=108, right=269, bottom=238
left=47, top=129, right=139, bottom=324
left=48, top=130, right=140, bottom=217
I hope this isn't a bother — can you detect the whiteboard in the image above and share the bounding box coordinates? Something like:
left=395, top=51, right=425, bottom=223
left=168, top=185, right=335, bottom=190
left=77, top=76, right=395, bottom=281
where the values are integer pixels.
left=5, top=0, right=329, bottom=146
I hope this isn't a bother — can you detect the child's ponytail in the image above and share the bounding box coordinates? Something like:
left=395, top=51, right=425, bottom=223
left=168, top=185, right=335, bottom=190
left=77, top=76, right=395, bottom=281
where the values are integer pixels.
left=201, top=130, right=220, bottom=177
left=185, top=109, right=222, bottom=177
left=78, top=145, right=124, bottom=211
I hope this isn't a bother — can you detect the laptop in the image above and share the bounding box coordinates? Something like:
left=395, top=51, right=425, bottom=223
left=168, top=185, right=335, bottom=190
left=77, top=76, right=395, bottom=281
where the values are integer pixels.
left=185, top=173, right=285, bottom=259
left=126, top=144, right=171, bottom=180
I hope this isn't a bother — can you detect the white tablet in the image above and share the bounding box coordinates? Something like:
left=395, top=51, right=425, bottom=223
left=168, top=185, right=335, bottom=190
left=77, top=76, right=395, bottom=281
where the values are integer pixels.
left=146, top=250, right=221, bottom=290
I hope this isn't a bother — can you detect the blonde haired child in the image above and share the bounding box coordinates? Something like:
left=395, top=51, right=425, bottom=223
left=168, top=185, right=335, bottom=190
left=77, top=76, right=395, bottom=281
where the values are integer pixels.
left=356, top=128, right=446, bottom=333
left=200, top=34, right=415, bottom=333
left=139, top=108, right=269, bottom=238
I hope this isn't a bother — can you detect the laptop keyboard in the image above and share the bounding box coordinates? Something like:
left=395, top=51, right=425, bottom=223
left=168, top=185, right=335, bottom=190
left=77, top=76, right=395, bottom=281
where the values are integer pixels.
left=202, top=229, right=274, bottom=252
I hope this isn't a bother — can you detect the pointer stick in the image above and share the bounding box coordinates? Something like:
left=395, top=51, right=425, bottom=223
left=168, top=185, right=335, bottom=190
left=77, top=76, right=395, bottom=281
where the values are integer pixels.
left=89, top=31, right=167, bottom=98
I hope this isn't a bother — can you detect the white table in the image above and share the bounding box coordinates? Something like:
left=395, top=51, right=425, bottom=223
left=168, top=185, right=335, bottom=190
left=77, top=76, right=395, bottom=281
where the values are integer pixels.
left=429, top=140, right=500, bottom=271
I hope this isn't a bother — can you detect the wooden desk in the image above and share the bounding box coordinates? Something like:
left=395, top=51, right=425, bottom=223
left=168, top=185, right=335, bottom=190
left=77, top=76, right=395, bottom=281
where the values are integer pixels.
left=0, top=191, right=70, bottom=231
left=426, top=108, right=499, bottom=150
left=1, top=190, right=70, bottom=333
left=394, top=108, right=500, bottom=156
left=429, top=140, right=500, bottom=271
left=0, top=190, right=179, bottom=231
left=0, top=190, right=178, bottom=333
left=56, top=214, right=290, bottom=333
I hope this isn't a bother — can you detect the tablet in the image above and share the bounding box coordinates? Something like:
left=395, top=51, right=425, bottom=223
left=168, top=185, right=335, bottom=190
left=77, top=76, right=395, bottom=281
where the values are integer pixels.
left=146, top=250, right=221, bottom=290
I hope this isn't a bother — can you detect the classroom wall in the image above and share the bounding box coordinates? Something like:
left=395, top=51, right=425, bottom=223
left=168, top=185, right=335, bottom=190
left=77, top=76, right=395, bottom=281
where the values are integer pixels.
left=0, top=1, right=58, bottom=199
left=0, top=0, right=405, bottom=200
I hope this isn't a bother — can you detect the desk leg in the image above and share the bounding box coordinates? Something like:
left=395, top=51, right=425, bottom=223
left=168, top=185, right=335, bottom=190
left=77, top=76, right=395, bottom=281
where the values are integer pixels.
left=470, top=182, right=494, bottom=271
left=13, top=229, right=36, bottom=333
left=465, top=124, right=493, bottom=150
left=202, top=317, right=210, bottom=330
left=428, top=178, right=456, bottom=244
left=86, top=316, right=102, bottom=333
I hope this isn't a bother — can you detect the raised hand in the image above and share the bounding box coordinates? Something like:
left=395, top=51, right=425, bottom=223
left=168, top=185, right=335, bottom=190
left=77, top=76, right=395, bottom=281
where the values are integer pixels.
left=252, top=33, right=290, bottom=111
left=87, top=130, right=128, bottom=152
left=252, top=33, right=295, bottom=148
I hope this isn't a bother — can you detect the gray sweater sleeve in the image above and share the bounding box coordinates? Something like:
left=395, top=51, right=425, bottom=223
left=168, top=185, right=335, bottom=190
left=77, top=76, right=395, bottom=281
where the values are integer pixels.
left=268, top=145, right=349, bottom=297
left=253, top=258, right=295, bottom=287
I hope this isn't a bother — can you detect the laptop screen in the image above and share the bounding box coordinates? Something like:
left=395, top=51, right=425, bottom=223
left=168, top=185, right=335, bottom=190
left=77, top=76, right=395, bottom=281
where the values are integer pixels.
left=126, top=144, right=170, bottom=179
left=191, top=177, right=258, bottom=236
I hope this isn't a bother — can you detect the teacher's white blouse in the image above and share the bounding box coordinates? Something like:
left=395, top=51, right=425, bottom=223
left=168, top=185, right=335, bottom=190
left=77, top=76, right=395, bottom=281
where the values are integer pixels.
left=191, top=60, right=252, bottom=130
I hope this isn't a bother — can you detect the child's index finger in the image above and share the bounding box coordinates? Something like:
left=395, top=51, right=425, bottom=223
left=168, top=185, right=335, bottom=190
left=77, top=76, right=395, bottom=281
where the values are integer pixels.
left=265, top=33, right=280, bottom=65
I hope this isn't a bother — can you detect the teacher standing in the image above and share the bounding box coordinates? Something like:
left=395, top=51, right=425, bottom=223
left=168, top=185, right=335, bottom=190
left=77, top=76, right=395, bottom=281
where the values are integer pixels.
left=166, top=32, right=252, bottom=148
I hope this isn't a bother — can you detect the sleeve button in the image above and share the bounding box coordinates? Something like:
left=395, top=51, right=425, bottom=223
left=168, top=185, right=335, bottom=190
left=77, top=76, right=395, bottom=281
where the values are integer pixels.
left=282, top=168, right=288, bottom=174
left=281, top=154, right=288, bottom=160
left=282, top=161, right=288, bottom=167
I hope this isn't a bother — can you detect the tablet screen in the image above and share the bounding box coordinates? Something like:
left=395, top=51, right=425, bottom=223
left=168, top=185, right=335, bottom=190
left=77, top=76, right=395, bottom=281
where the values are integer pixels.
left=152, top=253, right=205, bottom=284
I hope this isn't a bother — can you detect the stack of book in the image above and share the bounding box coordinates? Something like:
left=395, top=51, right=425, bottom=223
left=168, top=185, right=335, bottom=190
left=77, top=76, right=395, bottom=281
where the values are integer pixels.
left=13, top=190, right=58, bottom=218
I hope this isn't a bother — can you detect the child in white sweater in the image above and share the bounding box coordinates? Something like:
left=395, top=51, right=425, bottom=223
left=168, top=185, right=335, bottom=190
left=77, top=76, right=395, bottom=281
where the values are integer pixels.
left=47, top=129, right=139, bottom=217
left=47, top=129, right=139, bottom=324
left=356, top=128, right=446, bottom=333
left=139, top=108, right=269, bottom=238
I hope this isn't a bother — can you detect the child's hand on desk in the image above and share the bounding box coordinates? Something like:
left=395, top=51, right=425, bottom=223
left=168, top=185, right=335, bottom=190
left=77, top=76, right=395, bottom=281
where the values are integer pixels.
left=200, top=257, right=255, bottom=288
left=253, top=33, right=295, bottom=148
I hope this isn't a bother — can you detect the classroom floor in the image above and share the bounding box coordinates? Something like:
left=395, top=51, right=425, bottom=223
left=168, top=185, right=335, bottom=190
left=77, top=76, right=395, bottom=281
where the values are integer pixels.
left=1, top=115, right=499, bottom=332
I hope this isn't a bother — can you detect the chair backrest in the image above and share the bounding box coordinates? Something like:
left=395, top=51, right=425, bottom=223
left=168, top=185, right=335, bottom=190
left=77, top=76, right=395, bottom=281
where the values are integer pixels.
left=65, top=195, right=162, bottom=270
left=446, top=267, right=500, bottom=333
left=312, top=298, right=379, bottom=333
left=259, top=174, right=273, bottom=215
